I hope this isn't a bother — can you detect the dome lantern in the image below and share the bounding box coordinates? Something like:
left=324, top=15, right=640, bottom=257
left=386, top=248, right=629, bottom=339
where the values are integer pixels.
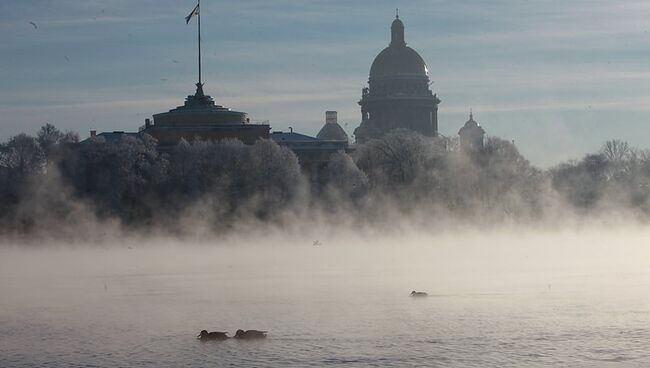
left=391, top=10, right=406, bottom=47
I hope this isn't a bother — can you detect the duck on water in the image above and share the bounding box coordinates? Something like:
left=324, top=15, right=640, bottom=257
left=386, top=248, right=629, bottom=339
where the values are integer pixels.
left=197, top=329, right=267, bottom=340
left=410, top=290, right=428, bottom=297
left=198, top=330, right=229, bottom=341
left=234, top=329, right=267, bottom=339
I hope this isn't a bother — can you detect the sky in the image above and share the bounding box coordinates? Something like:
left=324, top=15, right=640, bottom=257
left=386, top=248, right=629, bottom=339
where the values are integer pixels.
left=2, top=0, right=650, bottom=167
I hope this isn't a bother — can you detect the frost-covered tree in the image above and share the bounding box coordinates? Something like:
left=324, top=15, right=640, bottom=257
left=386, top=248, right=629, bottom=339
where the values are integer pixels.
left=37, top=123, right=79, bottom=165
left=239, top=139, right=304, bottom=217
left=68, top=133, right=165, bottom=223
left=325, top=151, right=368, bottom=201
left=165, top=138, right=304, bottom=222
left=3, top=134, right=44, bottom=176
left=552, top=154, right=609, bottom=209
left=354, top=129, right=444, bottom=190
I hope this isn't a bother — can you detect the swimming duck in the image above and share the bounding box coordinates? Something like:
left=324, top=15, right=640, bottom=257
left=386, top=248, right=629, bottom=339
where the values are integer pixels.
left=410, top=290, right=428, bottom=297
left=198, top=330, right=229, bottom=340
left=234, top=329, right=267, bottom=339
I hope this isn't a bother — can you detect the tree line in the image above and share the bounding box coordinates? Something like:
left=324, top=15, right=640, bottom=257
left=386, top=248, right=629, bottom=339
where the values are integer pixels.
left=1, top=124, right=649, bottom=237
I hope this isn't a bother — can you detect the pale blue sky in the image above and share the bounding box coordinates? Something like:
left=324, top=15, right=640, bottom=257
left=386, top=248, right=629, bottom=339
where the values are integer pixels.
left=2, top=0, right=650, bottom=167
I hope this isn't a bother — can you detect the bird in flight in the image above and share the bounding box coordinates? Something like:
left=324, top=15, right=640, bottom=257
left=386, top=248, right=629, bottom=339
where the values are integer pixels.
left=29, top=21, right=38, bottom=29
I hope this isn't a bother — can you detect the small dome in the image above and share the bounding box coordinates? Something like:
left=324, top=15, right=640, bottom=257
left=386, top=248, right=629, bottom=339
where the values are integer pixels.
left=458, top=112, right=485, bottom=136
left=317, top=121, right=349, bottom=142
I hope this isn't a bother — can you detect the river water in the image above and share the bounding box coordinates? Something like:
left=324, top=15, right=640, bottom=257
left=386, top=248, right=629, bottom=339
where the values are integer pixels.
left=1, top=230, right=650, bottom=367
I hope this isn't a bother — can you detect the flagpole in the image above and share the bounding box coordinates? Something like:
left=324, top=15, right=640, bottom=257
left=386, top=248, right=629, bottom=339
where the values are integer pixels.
left=198, top=0, right=202, bottom=85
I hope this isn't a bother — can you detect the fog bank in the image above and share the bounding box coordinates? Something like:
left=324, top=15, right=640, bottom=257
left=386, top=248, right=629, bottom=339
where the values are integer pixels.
left=3, top=125, right=650, bottom=242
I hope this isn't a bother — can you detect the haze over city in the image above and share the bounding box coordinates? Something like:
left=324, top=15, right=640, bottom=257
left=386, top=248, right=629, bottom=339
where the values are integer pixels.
left=3, top=0, right=650, bottom=166
left=5, top=2, right=650, bottom=367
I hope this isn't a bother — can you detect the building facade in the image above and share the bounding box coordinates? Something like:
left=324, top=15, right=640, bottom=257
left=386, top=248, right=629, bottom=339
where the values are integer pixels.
left=354, top=14, right=440, bottom=143
left=143, top=83, right=269, bottom=148
left=271, top=111, right=350, bottom=181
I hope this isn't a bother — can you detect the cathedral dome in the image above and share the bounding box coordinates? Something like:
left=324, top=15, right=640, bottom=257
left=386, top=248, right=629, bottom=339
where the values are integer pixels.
left=370, top=46, right=428, bottom=78
left=369, top=15, right=428, bottom=78
left=355, top=13, right=440, bottom=143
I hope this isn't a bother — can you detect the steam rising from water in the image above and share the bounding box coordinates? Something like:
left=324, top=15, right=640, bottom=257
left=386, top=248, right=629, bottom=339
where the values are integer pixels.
left=2, top=228, right=650, bottom=366
left=3, top=126, right=650, bottom=243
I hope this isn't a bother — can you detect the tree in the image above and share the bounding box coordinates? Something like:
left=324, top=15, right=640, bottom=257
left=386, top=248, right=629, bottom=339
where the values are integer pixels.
left=37, top=124, right=79, bottom=169
left=601, top=140, right=631, bottom=164
left=354, top=129, right=444, bottom=190
left=325, top=151, right=368, bottom=201
left=239, top=139, right=304, bottom=217
left=37, top=124, right=65, bottom=153
left=551, top=154, right=608, bottom=208
left=3, top=134, right=44, bottom=176
left=69, top=134, right=165, bottom=223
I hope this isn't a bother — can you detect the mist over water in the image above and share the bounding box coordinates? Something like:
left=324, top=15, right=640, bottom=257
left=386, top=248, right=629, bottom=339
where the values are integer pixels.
left=5, top=2, right=650, bottom=365
left=2, top=229, right=650, bottom=367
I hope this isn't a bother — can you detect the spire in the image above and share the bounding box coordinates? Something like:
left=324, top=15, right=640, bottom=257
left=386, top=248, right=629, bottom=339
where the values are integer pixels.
left=470, top=108, right=473, bottom=121
left=390, top=12, right=405, bottom=47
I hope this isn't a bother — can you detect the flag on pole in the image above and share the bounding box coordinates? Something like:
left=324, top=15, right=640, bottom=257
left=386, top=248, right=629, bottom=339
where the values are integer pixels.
left=185, top=3, right=199, bottom=24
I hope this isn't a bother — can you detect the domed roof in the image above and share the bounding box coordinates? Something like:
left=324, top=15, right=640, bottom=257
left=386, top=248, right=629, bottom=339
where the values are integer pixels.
left=317, top=121, right=349, bottom=142
left=458, top=112, right=485, bottom=135
left=369, top=15, right=428, bottom=78
left=370, top=46, right=428, bottom=78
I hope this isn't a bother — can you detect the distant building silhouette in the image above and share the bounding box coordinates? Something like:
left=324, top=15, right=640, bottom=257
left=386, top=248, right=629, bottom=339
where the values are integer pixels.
left=272, top=111, right=349, bottom=182
left=317, top=111, right=348, bottom=142
left=85, top=130, right=139, bottom=144
left=143, top=83, right=269, bottom=147
left=85, top=84, right=270, bottom=148
left=458, top=111, right=485, bottom=150
left=130, top=3, right=270, bottom=147
left=354, top=14, right=440, bottom=143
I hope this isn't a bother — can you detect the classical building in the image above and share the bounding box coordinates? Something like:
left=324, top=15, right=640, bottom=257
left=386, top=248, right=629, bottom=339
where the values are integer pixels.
left=271, top=111, right=349, bottom=181
left=86, top=84, right=270, bottom=148
left=142, top=83, right=269, bottom=148
left=458, top=111, right=485, bottom=150
left=354, top=14, right=440, bottom=143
